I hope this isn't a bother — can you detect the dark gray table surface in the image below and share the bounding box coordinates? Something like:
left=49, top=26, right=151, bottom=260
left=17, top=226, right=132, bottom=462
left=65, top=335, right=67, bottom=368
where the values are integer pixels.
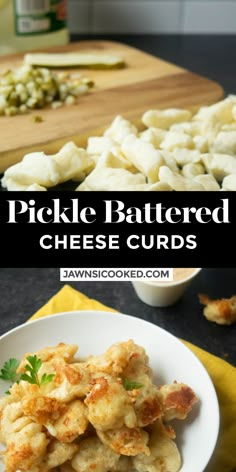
left=0, top=36, right=236, bottom=365
left=0, top=268, right=235, bottom=365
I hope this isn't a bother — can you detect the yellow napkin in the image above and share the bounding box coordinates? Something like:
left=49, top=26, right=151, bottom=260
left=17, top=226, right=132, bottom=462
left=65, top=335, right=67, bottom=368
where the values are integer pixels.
left=30, top=284, right=236, bottom=472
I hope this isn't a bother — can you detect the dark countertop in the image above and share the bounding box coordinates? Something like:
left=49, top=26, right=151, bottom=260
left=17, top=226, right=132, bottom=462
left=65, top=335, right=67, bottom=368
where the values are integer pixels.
left=0, top=36, right=236, bottom=366
left=0, top=268, right=235, bottom=365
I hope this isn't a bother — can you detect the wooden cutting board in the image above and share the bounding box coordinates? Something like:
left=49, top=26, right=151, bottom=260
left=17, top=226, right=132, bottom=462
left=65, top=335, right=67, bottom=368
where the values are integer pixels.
left=0, top=40, right=224, bottom=173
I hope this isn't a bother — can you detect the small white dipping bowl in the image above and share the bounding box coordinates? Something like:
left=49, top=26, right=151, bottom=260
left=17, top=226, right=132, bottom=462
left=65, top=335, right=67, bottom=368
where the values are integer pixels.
left=132, top=268, right=202, bottom=307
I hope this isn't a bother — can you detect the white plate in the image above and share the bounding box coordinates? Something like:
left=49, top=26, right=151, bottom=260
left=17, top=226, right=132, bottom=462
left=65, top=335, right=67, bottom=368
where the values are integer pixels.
left=0, top=311, right=219, bottom=472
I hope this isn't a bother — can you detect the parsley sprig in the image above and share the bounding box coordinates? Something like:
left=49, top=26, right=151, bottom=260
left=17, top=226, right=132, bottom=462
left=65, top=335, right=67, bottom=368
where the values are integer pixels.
left=0, top=358, right=20, bottom=383
left=20, top=355, right=55, bottom=387
left=0, top=355, right=54, bottom=390
left=122, top=378, right=144, bottom=390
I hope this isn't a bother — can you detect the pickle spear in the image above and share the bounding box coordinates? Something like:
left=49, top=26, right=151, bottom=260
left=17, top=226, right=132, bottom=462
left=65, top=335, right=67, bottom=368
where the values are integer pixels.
left=24, top=52, right=125, bottom=69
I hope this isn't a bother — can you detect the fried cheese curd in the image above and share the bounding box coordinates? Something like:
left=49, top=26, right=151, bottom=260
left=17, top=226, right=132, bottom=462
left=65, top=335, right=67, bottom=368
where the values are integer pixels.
left=0, top=340, right=198, bottom=472
left=199, top=293, right=236, bottom=325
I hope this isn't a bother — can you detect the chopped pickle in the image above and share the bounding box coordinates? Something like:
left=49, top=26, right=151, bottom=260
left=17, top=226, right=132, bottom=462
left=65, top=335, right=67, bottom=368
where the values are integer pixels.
left=0, top=64, right=93, bottom=116
left=24, top=52, right=125, bottom=69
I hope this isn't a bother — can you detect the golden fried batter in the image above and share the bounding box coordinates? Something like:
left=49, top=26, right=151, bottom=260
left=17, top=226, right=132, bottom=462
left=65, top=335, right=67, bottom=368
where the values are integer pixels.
left=47, top=400, right=88, bottom=442
left=1, top=402, right=48, bottom=472
left=157, top=383, right=198, bottom=421
left=85, top=375, right=136, bottom=431
left=48, top=362, right=91, bottom=403
left=86, top=340, right=148, bottom=377
left=97, top=426, right=149, bottom=456
left=132, top=379, right=162, bottom=427
left=71, top=436, right=120, bottom=472
left=0, top=341, right=198, bottom=472
left=133, top=420, right=181, bottom=472
left=45, top=440, right=79, bottom=469
left=199, top=293, right=236, bottom=325
left=22, top=395, right=65, bottom=424
left=17, top=343, right=78, bottom=372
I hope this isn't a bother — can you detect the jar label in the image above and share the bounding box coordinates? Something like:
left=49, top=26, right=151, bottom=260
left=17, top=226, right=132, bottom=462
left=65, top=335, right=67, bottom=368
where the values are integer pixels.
left=13, top=0, right=66, bottom=35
